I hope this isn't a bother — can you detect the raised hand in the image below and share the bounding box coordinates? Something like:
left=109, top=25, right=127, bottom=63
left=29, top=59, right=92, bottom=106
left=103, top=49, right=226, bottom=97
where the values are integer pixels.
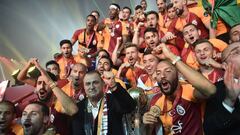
left=153, top=43, right=176, bottom=61
left=27, top=57, right=39, bottom=66
left=121, top=62, right=131, bottom=69
left=224, top=62, right=240, bottom=107
left=116, top=37, right=122, bottom=47
left=102, top=71, right=117, bottom=90
left=161, top=32, right=176, bottom=43
left=204, top=57, right=223, bottom=69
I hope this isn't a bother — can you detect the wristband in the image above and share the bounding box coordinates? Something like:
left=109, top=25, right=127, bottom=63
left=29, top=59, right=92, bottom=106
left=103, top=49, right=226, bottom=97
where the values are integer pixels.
left=172, top=56, right=181, bottom=65
left=49, top=82, right=57, bottom=90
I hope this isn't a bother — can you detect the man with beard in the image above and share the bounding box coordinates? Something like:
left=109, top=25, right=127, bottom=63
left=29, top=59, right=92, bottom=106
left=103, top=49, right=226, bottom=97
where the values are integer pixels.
left=91, top=10, right=100, bottom=29
left=146, top=11, right=165, bottom=38
left=55, top=39, right=76, bottom=79
left=96, top=56, right=126, bottom=89
left=18, top=58, right=78, bottom=135
left=45, top=60, right=69, bottom=88
left=0, top=101, right=23, bottom=135
left=45, top=60, right=60, bottom=80
left=97, top=3, right=126, bottom=56
left=140, top=0, right=147, bottom=12
left=57, top=63, right=87, bottom=104
left=21, top=101, right=50, bottom=135
left=143, top=43, right=216, bottom=134
left=17, top=58, right=68, bottom=89
left=156, top=0, right=168, bottom=33
left=182, top=23, right=227, bottom=69
left=193, top=39, right=224, bottom=83
left=203, top=42, right=240, bottom=135
left=117, top=43, right=145, bottom=88
left=163, top=0, right=209, bottom=51
left=72, top=71, right=136, bottom=135
left=71, top=15, right=101, bottom=58
left=133, top=11, right=165, bottom=51
left=143, top=28, right=180, bottom=57
left=121, top=6, right=134, bottom=42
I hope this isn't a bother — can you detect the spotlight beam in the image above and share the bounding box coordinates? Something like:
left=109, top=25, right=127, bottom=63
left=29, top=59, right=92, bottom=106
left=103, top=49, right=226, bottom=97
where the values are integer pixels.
left=0, top=62, right=6, bottom=81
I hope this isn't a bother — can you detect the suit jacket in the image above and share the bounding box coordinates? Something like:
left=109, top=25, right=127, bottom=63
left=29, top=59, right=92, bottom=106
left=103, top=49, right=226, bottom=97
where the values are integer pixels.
left=72, top=83, right=136, bottom=135
left=204, top=81, right=240, bottom=135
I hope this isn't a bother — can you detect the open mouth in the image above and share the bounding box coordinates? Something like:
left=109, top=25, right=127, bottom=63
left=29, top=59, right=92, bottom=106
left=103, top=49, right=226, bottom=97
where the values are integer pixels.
left=200, top=56, right=207, bottom=60
left=64, top=52, right=69, bottom=56
left=38, top=89, right=47, bottom=97
left=189, top=36, right=196, bottom=43
left=149, top=41, right=156, bottom=47
left=160, top=80, right=170, bottom=90
left=128, top=58, right=135, bottom=64
left=0, top=121, right=6, bottom=126
left=23, top=121, right=32, bottom=129
left=149, top=24, right=154, bottom=27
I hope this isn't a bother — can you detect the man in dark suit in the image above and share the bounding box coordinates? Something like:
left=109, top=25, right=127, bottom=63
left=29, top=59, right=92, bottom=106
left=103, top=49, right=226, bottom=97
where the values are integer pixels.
left=204, top=42, right=240, bottom=135
left=72, top=70, right=136, bottom=135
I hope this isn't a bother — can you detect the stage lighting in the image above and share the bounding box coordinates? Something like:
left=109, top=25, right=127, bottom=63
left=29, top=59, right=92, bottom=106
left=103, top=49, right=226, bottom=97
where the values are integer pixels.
left=11, top=69, right=20, bottom=79
left=11, top=69, right=24, bottom=86
left=27, top=66, right=41, bottom=79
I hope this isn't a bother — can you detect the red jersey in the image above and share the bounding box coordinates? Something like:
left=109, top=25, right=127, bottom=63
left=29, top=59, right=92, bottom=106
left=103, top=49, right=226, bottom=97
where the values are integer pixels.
left=150, top=84, right=203, bottom=135
left=101, top=18, right=124, bottom=56
left=168, top=12, right=209, bottom=51
left=56, top=55, right=76, bottom=79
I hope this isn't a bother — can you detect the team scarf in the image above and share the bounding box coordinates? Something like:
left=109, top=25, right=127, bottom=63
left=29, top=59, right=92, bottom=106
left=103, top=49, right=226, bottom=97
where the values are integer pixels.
left=97, top=95, right=108, bottom=135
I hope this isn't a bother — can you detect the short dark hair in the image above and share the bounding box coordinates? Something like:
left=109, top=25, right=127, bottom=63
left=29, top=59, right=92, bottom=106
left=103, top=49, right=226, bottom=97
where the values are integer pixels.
left=183, top=23, right=198, bottom=31
left=166, top=2, right=174, bottom=10
left=146, top=10, right=159, bottom=20
left=135, top=5, right=142, bottom=10
left=123, top=6, right=132, bottom=14
left=144, top=27, right=159, bottom=36
left=45, top=60, right=60, bottom=70
left=143, top=50, right=160, bottom=61
left=86, top=14, right=96, bottom=22
left=98, top=56, right=113, bottom=68
left=97, top=49, right=110, bottom=58
left=0, top=100, right=16, bottom=114
left=124, top=42, right=139, bottom=51
left=59, top=39, right=72, bottom=47
left=27, top=101, right=49, bottom=116
left=91, top=10, right=100, bottom=17
left=155, top=0, right=167, bottom=3
left=143, top=49, right=153, bottom=56
left=192, top=39, right=214, bottom=48
left=46, top=71, right=58, bottom=82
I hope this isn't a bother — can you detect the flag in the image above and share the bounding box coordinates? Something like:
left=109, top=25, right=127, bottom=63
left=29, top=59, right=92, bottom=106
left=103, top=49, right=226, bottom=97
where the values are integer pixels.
left=0, top=80, right=9, bottom=101
left=202, top=0, right=240, bottom=29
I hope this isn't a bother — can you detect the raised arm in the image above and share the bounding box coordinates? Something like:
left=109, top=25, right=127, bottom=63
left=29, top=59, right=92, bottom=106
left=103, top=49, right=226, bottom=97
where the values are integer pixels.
left=17, top=58, right=37, bottom=86
left=132, top=22, right=144, bottom=46
left=204, top=63, right=240, bottom=134
left=112, top=37, right=123, bottom=66
left=35, top=61, right=78, bottom=116
left=159, top=43, right=216, bottom=100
